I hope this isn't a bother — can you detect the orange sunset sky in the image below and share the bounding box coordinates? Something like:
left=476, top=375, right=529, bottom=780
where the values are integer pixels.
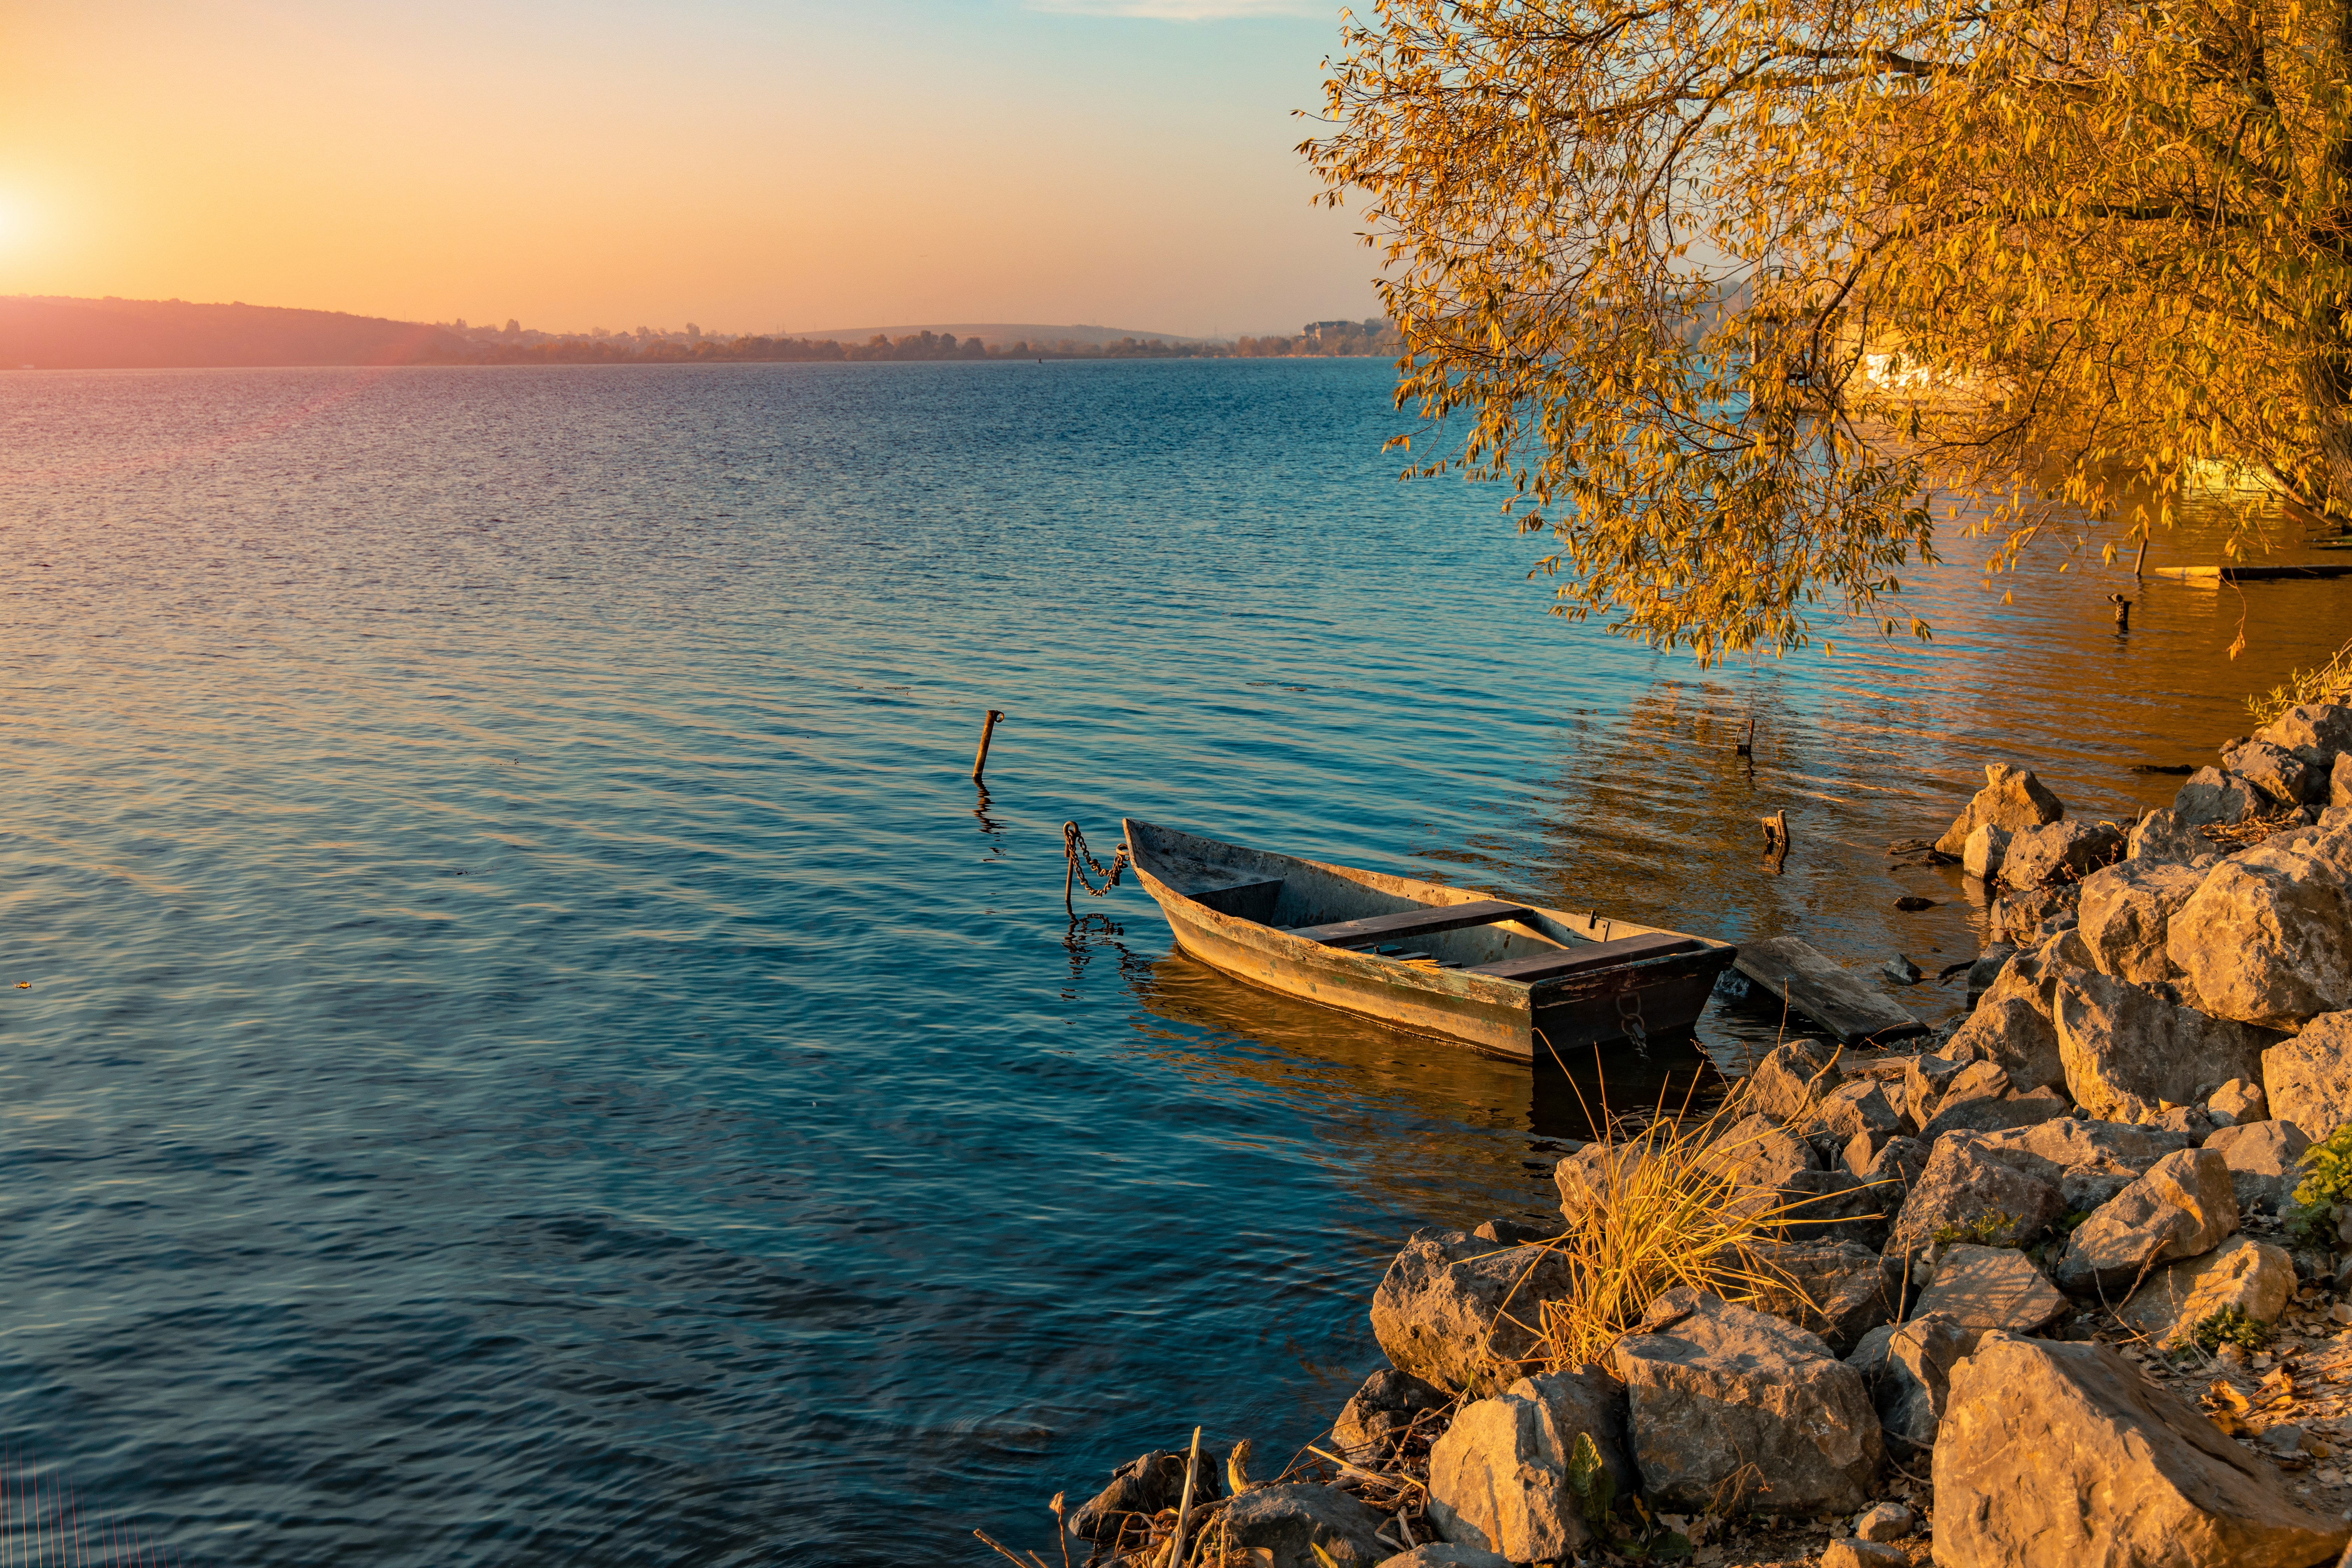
left=0, top=0, right=1372, bottom=338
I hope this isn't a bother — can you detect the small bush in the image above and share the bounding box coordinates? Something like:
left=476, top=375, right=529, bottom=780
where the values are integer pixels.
left=1931, top=1210, right=2022, bottom=1249
left=2190, top=1305, right=2276, bottom=1354
left=2288, top=1124, right=2352, bottom=1244
left=2246, top=634, right=2352, bottom=725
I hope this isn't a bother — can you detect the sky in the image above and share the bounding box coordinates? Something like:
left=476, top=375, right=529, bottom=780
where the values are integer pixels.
left=0, top=0, right=1377, bottom=338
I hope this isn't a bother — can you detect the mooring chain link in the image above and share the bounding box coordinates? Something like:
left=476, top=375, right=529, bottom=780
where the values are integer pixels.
left=1062, top=821, right=1130, bottom=916
left=1615, top=983, right=1650, bottom=1055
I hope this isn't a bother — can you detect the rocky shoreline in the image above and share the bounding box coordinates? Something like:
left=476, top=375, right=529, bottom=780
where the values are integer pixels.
left=1027, top=703, right=2352, bottom=1568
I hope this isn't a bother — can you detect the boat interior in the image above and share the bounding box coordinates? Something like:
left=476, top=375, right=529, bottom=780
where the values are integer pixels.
left=1126, top=819, right=1704, bottom=984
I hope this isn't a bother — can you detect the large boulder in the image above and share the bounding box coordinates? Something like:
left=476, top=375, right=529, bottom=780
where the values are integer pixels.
left=1911, top=1243, right=2069, bottom=1332
left=1069, top=1449, right=1225, bottom=1545
left=2077, top=859, right=2206, bottom=985
left=1963, top=822, right=2011, bottom=881
left=1332, top=1368, right=1449, bottom=1467
left=2204, top=1119, right=2313, bottom=1213
left=2118, top=1235, right=2297, bottom=1348
left=2127, top=807, right=2222, bottom=870
left=1888, top=1133, right=2065, bottom=1255
left=1612, top=1289, right=1881, bottom=1516
left=1370, top=1229, right=1575, bottom=1392
left=1933, top=1335, right=2348, bottom=1567
left=1743, top=1241, right=1902, bottom=1354
left=2221, top=738, right=2325, bottom=808
left=2167, top=827, right=2352, bottom=1028
left=2003, top=820, right=2126, bottom=891
left=1941, top=931, right=2096, bottom=1093
left=1222, top=1484, right=1390, bottom=1568
left=1934, top=763, right=2065, bottom=858
left=2262, top=1011, right=2352, bottom=1139
left=1740, top=1038, right=1843, bottom=1123
left=1424, top=1368, right=1631, bottom=1562
left=2055, top=1148, right=2238, bottom=1296
left=2171, top=766, right=2264, bottom=827
left=2052, top=965, right=2272, bottom=1123
left=1973, top=1116, right=2194, bottom=1186
left=2255, top=701, right=2352, bottom=761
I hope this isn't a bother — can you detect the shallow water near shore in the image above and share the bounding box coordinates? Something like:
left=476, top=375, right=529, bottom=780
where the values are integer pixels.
left=1, top=358, right=2346, bottom=1564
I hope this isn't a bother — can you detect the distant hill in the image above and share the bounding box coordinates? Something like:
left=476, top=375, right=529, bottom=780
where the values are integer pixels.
left=797, top=322, right=1220, bottom=348
left=0, top=295, right=467, bottom=369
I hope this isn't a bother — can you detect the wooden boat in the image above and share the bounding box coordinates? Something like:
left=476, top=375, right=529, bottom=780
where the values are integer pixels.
left=1123, top=818, right=1737, bottom=1060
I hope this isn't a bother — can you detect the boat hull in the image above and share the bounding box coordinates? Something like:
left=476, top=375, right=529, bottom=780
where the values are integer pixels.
left=1124, top=819, right=1734, bottom=1061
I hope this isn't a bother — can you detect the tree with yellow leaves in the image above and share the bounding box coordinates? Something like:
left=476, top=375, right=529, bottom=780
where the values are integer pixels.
left=1306, top=0, right=2352, bottom=658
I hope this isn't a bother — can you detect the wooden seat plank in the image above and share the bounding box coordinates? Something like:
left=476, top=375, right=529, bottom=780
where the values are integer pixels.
left=1466, top=933, right=1704, bottom=983
left=1290, top=898, right=1531, bottom=948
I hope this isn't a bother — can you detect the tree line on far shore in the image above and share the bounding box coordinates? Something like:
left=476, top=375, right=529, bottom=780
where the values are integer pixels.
left=425, top=320, right=1404, bottom=365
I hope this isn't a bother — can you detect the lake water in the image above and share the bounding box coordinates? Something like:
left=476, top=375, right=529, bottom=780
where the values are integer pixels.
left=2, top=359, right=2346, bottom=1565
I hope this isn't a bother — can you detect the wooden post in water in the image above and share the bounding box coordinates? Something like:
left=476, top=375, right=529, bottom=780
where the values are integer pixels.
left=2132, top=536, right=2149, bottom=577
left=970, top=709, right=1006, bottom=782
left=2109, top=594, right=2132, bottom=631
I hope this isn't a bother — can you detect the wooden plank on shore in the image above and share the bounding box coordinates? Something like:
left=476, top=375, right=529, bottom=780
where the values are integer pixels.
left=1732, top=935, right=1927, bottom=1044
left=2152, top=564, right=2352, bottom=581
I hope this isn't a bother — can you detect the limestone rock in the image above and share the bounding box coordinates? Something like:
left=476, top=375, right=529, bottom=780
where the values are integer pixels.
left=1871, top=1310, right=1974, bottom=1452
left=2206, top=1077, right=2267, bottom=1124
left=2168, top=828, right=2352, bottom=1029
left=2127, top=807, right=2222, bottom=870
left=1370, top=1229, right=1575, bottom=1392
left=1773, top=1167, right=1892, bottom=1249
left=2263, top=1012, right=2352, bottom=1139
left=2335, top=752, right=2352, bottom=811
left=2172, top=765, right=2264, bottom=827
left=1822, top=1543, right=1905, bottom=1568
left=1934, top=1335, right=2348, bottom=1568
left=1912, top=1244, right=2068, bottom=1332
left=1901, top=1053, right=1966, bottom=1124
left=1425, top=1367, right=1631, bottom=1563
left=1741, top=1038, right=1843, bottom=1123
left=2204, top=1119, right=2312, bottom=1214
left=2119, top=1235, right=2297, bottom=1347
left=2078, top=858, right=2206, bottom=986
left=2052, top=965, right=2269, bottom=1123
left=2153, top=1103, right=2220, bottom=1142
left=1889, top=1133, right=2065, bottom=1254
left=2255, top=701, right=2352, bottom=761
left=2055, top=1148, right=2238, bottom=1296
left=1372, top=1546, right=1511, bottom=1568
left=1963, top=822, right=2011, bottom=881
left=1855, top=1134, right=1928, bottom=1197
left=1916, top=1084, right=2070, bottom=1145
left=1973, top=1116, right=2194, bottom=1188
left=1069, top=1449, right=1225, bottom=1544
left=1613, top=1288, right=1882, bottom=1516
left=1554, top=1141, right=1647, bottom=1225
left=1854, top=1502, right=1917, bottom=1541
left=1744, top=1241, right=1902, bottom=1354
left=1222, top=1484, right=1390, bottom=1568
left=1929, top=1058, right=2012, bottom=1117
left=1814, top=1079, right=1908, bottom=1143
left=1709, top=1112, right=1820, bottom=1190
left=1333, top=1368, right=1449, bottom=1466
left=2222, top=738, right=2324, bottom=807
left=1934, top=763, right=2066, bottom=858
left=2003, top=819, right=2126, bottom=890
left=1966, top=944, right=2016, bottom=1006
left=1942, top=932, right=2096, bottom=1093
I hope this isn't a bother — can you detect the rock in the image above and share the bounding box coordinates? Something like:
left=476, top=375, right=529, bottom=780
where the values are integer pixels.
left=1883, top=954, right=1923, bottom=985
left=1333, top=1368, right=1449, bottom=1466
left=1856, top=1133, right=1928, bottom=1196
left=1933, top=1335, right=2349, bottom=1568
left=2335, top=752, right=2352, bottom=811
left=2126, top=807, right=2222, bottom=869
left=1888, top=1133, right=2066, bottom=1254
left=1709, top=1112, right=1820, bottom=1190
left=1973, top=1116, right=2195, bottom=1188
left=2256, top=701, right=2352, bottom=761
left=2118, top=1234, right=2297, bottom=1346
left=2206, top=1077, right=2267, bottom=1124
left=1935, top=763, right=2066, bottom=859
left=1916, top=1084, right=2070, bottom=1145
left=2007, top=819, right=2129, bottom=891
left=2168, top=828, right=2352, bottom=1028
left=2152, top=1104, right=2220, bottom=1142
left=1774, top=1168, right=1893, bottom=1248
left=2222, top=738, right=2324, bottom=807
left=1942, top=932, right=2092, bottom=1093
left=1929, top=1057, right=2013, bottom=1117
left=1965, top=944, right=2015, bottom=1005
left=1821, top=1542, right=1906, bottom=1568
left=1069, top=1449, right=1225, bottom=1544
left=2052, top=964, right=2270, bottom=1123
left=1902, top=1053, right=1966, bottom=1124
left=2204, top=1118, right=2313, bottom=1213
left=1741, top=1037, right=1843, bottom=1122
left=1221, top=1484, right=1390, bottom=1568
left=1554, top=1142, right=1648, bottom=1225
left=1613, top=1288, right=1881, bottom=1515
left=2062, top=1168, right=2137, bottom=1213
left=1471, top=1217, right=1559, bottom=1246
left=1913, top=1244, right=2069, bottom=1332
left=1870, top=1311, right=1974, bottom=1454
left=2263, top=1011, right=2352, bottom=1139
left=1815, top=1079, right=1908, bottom=1143
left=2077, top=858, right=2206, bottom=985
left=1853, top=1502, right=1916, bottom=1542
left=1370, top=1229, right=1576, bottom=1392
left=1963, top=822, right=2011, bottom=881
left=1744, top=1241, right=1902, bottom=1353
left=1424, top=1367, right=1631, bottom=1563
left=1372, top=1546, right=1511, bottom=1568
left=2172, top=765, right=2264, bottom=827
left=2055, top=1147, right=2239, bottom=1296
